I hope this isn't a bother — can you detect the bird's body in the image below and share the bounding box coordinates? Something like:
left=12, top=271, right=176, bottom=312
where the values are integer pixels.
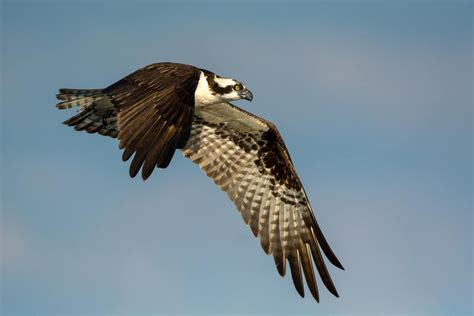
left=56, top=62, right=343, bottom=302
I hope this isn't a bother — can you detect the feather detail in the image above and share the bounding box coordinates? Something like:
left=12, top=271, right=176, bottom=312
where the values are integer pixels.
left=182, top=101, right=343, bottom=301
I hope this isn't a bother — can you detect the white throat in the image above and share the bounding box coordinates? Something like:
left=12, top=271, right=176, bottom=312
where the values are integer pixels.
left=194, top=71, right=222, bottom=107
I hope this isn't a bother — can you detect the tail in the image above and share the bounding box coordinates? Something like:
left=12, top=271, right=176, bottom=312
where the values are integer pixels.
left=56, top=88, right=119, bottom=138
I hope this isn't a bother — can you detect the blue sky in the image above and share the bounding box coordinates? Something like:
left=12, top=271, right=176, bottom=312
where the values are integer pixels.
left=1, top=1, right=472, bottom=315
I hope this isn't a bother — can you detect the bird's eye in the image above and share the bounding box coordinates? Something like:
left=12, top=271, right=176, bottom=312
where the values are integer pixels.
left=234, top=84, right=242, bottom=91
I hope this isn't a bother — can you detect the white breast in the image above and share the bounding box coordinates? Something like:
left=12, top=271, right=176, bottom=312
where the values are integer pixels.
left=194, top=71, right=222, bottom=107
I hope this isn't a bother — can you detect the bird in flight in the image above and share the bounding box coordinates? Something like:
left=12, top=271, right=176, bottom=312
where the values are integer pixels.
left=56, top=62, right=344, bottom=301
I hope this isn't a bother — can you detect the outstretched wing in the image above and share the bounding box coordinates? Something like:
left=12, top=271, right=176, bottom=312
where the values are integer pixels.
left=182, top=102, right=344, bottom=301
left=102, top=62, right=200, bottom=180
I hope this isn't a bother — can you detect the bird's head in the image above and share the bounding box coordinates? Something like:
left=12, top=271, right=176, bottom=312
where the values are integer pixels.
left=210, top=75, right=253, bottom=102
left=196, top=70, right=253, bottom=106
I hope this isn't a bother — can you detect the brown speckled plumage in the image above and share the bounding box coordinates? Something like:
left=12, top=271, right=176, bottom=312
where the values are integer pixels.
left=55, top=62, right=343, bottom=302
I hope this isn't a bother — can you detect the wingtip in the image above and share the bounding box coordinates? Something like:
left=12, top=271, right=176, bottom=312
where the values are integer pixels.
left=313, top=294, right=320, bottom=303
left=334, top=259, right=345, bottom=271
left=274, top=257, right=286, bottom=277
left=141, top=170, right=152, bottom=181
left=129, top=167, right=139, bottom=179
left=122, top=149, right=133, bottom=162
left=296, top=288, right=305, bottom=298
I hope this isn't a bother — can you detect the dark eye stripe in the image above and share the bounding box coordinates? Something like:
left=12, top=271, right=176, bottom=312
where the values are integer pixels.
left=203, top=72, right=235, bottom=94
left=214, top=85, right=233, bottom=94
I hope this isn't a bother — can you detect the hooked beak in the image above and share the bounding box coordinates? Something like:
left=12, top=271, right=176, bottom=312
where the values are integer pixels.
left=239, top=89, right=253, bottom=102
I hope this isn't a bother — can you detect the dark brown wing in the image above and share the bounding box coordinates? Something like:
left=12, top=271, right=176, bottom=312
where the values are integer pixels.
left=182, top=102, right=344, bottom=301
left=102, top=62, right=200, bottom=180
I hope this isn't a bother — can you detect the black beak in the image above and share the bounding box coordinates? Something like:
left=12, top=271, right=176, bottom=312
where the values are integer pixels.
left=240, top=89, right=253, bottom=102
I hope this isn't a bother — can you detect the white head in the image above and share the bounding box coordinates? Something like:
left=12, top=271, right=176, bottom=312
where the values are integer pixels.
left=194, top=70, right=253, bottom=106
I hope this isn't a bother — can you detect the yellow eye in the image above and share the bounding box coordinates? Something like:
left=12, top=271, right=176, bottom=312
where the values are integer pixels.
left=234, top=84, right=242, bottom=91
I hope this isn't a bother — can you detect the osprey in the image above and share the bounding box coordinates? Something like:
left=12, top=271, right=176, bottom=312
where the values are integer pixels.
left=56, top=62, right=344, bottom=301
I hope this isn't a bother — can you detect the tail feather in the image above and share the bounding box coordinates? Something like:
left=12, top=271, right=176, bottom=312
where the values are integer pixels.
left=57, top=88, right=103, bottom=100
left=56, top=89, right=104, bottom=109
left=56, top=88, right=119, bottom=138
left=56, top=96, right=104, bottom=110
